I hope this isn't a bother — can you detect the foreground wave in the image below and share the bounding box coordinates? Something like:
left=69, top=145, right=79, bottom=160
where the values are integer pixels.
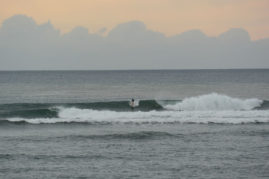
left=1, top=93, right=269, bottom=125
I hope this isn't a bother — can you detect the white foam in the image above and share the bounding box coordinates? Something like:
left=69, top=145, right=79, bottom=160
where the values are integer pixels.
left=7, top=107, right=269, bottom=124
left=164, top=93, right=263, bottom=111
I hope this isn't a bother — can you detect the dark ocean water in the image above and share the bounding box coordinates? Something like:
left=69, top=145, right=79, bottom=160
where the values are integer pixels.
left=0, top=70, right=269, bottom=178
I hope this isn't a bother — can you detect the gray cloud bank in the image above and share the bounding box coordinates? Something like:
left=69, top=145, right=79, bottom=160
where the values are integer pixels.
left=0, top=15, right=268, bottom=70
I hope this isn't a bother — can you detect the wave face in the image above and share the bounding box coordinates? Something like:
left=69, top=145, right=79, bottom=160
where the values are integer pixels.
left=0, top=93, right=269, bottom=125
left=0, top=100, right=163, bottom=119
left=164, top=93, right=263, bottom=111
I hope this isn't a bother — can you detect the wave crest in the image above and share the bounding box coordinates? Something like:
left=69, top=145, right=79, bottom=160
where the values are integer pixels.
left=164, top=93, right=263, bottom=111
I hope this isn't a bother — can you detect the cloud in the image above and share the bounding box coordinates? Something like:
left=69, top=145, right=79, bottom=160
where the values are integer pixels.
left=218, top=28, right=251, bottom=43
left=0, top=14, right=268, bottom=70
left=98, top=27, right=107, bottom=35
left=0, top=15, right=60, bottom=43
left=107, top=21, right=165, bottom=42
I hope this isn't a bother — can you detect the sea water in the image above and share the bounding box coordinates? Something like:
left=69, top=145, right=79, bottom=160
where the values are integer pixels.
left=0, top=70, right=269, bottom=178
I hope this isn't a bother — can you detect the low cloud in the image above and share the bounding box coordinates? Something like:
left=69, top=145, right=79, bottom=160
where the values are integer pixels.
left=0, top=15, right=268, bottom=70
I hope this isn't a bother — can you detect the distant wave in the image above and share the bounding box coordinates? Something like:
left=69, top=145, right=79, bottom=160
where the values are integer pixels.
left=1, top=93, right=269, bottom=125
left=57, top=131, right=178, bottom=140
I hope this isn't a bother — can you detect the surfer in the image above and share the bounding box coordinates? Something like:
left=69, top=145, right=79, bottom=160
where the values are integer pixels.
left=130, top=98, right=135, bottom=109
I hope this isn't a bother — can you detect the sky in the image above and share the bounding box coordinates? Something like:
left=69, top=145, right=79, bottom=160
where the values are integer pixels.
left=0, top=1, right=269, bottom=70
left=0, top=0, right=269, bottom=40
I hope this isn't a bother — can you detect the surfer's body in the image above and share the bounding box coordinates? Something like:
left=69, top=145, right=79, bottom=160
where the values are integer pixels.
left=129, top=98, right=136, bottom=109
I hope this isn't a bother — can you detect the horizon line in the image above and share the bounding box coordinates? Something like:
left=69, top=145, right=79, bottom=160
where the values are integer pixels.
left=1, top=68, right=269, bottom=72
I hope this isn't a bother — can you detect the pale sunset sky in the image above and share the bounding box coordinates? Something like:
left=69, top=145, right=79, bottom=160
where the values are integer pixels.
left=0, top=0, right=269, bottom=40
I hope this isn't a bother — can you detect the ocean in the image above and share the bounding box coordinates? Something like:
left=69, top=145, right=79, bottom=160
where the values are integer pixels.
left=0, top=69, right=269, bottom=178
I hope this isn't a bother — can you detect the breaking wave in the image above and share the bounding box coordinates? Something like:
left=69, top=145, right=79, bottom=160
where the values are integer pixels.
left=0, top=93, right=268, bottom=125
left=3, top=108, right=269, bottom=124
left=164, top=93, right=263, bottom=111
